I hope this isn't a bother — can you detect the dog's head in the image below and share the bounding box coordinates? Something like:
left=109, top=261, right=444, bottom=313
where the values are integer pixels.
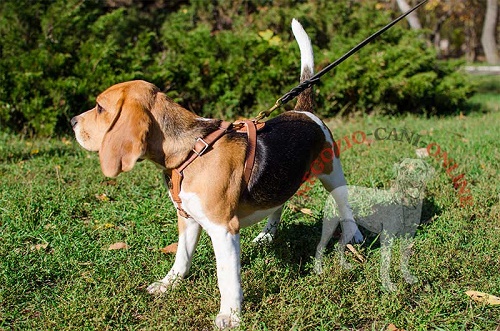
left=71, top=80, right=156, bottom=177
left=393, top=158, right=435, bottom=202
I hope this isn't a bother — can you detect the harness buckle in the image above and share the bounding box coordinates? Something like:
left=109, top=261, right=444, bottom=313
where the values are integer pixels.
left=193, top=138, right=209, bottom=156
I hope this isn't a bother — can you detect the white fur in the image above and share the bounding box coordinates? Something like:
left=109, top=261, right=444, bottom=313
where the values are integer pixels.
left=147, top=217, right=201, bottom=292
left=292, top=19, right=314, bottom=76
left=179, top=192, right=242, bottom=328
left=149, top=190, right=242, bottom=328
left=292, top=111, right=333, bottom=146
left=241, top=205, right=282, bottom=228
left=252, top=206, right=284, bottom=243
left=209, top=226, right=242, bottom=328
left=313, top=185, right=362, bottom=273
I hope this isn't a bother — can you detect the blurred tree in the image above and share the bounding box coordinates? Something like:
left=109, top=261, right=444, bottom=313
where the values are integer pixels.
left=420, top=0, right=497, bottom=62
left=396, top=0, right=422, bottom=29
left=481, top=0, right=499, bottom=64
left=0, top=0, right=477, bottom=135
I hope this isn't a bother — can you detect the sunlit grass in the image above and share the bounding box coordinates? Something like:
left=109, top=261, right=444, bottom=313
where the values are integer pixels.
left=1, top=90, right=499, bottom=330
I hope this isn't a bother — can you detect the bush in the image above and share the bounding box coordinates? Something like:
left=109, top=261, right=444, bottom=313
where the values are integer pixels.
left=0, top=0, right=475, bottom=135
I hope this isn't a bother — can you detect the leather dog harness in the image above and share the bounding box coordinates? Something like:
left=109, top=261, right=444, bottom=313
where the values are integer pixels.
left=169, top=119, right=262, bottom=218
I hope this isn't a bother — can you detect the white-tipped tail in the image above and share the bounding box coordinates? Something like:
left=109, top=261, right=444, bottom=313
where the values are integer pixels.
left=291, top=19, right=315, bottom=111
left=291, top=18, right=314, bottom=77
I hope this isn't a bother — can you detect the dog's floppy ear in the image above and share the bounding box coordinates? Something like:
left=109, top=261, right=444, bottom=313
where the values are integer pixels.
left=99, top=96, right=151, bottom=177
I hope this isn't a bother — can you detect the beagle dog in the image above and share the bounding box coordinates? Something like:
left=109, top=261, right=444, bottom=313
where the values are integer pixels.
left=71, top=19, right=361, bottom=329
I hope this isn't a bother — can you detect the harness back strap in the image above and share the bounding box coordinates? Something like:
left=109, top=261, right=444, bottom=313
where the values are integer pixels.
left=234, top=120, right=257, bottom=186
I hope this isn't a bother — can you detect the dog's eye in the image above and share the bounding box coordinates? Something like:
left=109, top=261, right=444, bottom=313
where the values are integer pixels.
left=97, top=104, right=104, bottom=114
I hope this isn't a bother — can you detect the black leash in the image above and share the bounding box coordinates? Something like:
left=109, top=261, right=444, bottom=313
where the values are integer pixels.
left=255, top=0, right=429, bottom=121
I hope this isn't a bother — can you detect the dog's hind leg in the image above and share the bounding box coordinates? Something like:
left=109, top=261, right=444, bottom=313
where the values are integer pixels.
left=252, top=206, right=284, bottom=244
left=316, top=156, right=363, bottom=271
left=318, top=155, right=364, bottom=245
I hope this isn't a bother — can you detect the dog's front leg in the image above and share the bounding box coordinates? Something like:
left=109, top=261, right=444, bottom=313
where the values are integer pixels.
left=147, top=216, right=201, bottom=294
left=207, top=222, right=243, bottom=329
left=380, top=230, right=397, bottom=292
left=400, top=236, right=418, bottom=285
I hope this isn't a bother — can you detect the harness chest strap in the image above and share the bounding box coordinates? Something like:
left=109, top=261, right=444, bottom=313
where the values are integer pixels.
left=169, top=120, right=259, bottom=218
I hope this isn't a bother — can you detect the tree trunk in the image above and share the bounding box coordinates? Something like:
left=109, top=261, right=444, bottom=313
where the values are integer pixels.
left=396, top=0, right=422, bottom=30
left=481, top=0, right=499, bottom=64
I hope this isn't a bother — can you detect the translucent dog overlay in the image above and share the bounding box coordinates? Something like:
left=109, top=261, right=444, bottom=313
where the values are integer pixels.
left=320, top=158, right=435, bottom=292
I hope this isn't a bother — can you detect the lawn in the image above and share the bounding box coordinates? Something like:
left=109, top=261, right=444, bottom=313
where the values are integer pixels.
left=1, top=77, right=499, bottom=330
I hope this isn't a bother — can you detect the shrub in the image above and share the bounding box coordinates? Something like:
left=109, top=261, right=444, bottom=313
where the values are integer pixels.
left=0, top=0, right=475, bottom=135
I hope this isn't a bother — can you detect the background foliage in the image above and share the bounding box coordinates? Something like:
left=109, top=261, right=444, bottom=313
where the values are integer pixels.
left=0, top=0, right=476, bottom=135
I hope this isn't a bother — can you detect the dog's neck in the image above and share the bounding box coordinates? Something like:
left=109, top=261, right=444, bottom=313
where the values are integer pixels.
left=146, top=93, right=218, bottom=170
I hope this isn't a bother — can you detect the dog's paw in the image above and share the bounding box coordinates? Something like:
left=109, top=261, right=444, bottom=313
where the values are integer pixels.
left=403, top=273, right=418, bottom=285
left=382, top=280, right=397, bottom=293
left=340, top=260, right=353, bottom=270
left=252, top=232, right=273, bottom=244
left=313, top=259, right=323, bottom=274
left=146, top=276, right=181, bottom=295
left=352, top=229, right=364, bottom=244
left=215, top=313, right=240, bottom=329
left=146, top=281, right=170, bottom=295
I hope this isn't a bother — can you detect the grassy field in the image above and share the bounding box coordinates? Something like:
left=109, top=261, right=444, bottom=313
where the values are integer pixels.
left=1, top=76, right=499, bottom=330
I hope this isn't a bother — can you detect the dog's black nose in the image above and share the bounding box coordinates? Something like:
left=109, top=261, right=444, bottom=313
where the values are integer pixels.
left=70, top=117, right=78, bottom=128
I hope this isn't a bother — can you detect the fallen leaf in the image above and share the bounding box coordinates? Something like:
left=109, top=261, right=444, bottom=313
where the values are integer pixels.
left=61, top=137, right=72, bottom=145
left=415, top=148, right=429, bottom=158
left=160, top=242, right=178, bottom=254
left=465, top=290, right=500, bottom=305
left=300, top=208, right=314, bottom=216
left=102, top=223, right=114, bottom=229
left=95, top=193, right=110, bottom=202
left=108, top=242, right=129, bottom=250
left=346, top=244, right=365, bottom=263
left=31, top=243, right=48, bottom=251
left=387, top=324, right=405, bottom=331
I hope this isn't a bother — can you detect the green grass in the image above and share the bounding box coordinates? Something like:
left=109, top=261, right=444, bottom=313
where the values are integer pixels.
left=467, top=74, right=500, bottom=114
left=1, top=87, right=499, bottom=330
